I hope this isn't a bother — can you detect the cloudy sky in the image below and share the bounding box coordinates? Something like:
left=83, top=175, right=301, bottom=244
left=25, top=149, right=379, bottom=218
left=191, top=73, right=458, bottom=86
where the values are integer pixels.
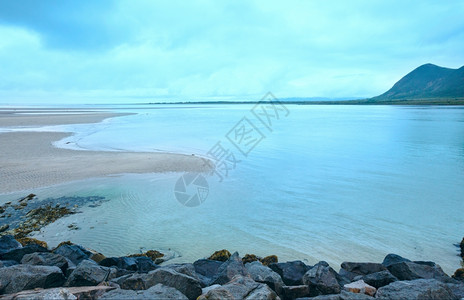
left=0, top=0, right=463, bottom=104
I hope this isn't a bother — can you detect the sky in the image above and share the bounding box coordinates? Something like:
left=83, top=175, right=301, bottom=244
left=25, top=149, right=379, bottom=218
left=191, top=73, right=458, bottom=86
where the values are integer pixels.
left=0, top=0, right=463, bottom=104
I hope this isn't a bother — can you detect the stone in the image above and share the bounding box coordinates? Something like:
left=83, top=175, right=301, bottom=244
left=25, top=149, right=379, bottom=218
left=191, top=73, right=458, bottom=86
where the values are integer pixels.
left=0, top=260, right=17, bottom=268
left=243, top=254, right=260, bottom=264
left=1, top=286, right=116, bottom=300
left=211, top=252, right=249, bottom=285
left=261, top=255, right=279, bottom=266
left=16, top=237, right=48, bottom=249
left=387, top=261, right=450, bottom=282
left=111, top=273, right=147, bottom=290
left=281, top=285, right=309, bottom=300
left=144, top=268, right=202, bottom=300
left=339, top=262, right=386, bottom=281
left=100, top=256, right=138, bottom=271
left=452, top=268, right=464, bottom=281
left=194, top=259, right=223, bottom=286
left=297, top=290, right=376, bottom=299
left=164, top=263, right=200, bottom=282
left=381, top=254, right=411, bottom=267
left=198, top=275, right=278, bottom=300
left=0, top=235, right=22, bottom=254
left=99, top=284, right=188, bottom=299
left=270, top=260, right=311, bottom=286
left=0, top=244, right=48, bottom=262
left=134, top=256, right=159, bottom=273
left=53, top=243, right=91, bottom=265
left=356, top=270, right=397, bottom=288
left=65, top=260, right=117, bottom=287
left=343, top=280, right=376, bottom=296
left=208, top=249, right=232, bottom=262
left=21, top=252, right=69, bottom=273
left=302, top=261, right=342, bottom=296
left=0, top=224, right=9, bottom=232
left=245, top=261, right=284, bottom=294
left=0, top=264, right=65, bottom=294
left=375, top=278, right=456, bottom=299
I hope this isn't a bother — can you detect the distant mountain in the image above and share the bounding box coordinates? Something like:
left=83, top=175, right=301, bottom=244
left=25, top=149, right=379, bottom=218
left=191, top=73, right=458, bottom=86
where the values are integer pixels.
left=372, top=63, right=464, bottom=101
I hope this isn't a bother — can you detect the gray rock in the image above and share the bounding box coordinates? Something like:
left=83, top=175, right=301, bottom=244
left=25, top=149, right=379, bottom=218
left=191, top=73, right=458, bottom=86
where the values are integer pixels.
left=111, top=273, right=147, bottom=290
left=66, top=260, right=117, bottom=287
left=375, top=278, right=456, bottom=299
left=99, top=284, right=188, bottom=299
left=144, top=268, right=202, bottom=300
left=446, top=282, right=464, bottom=299
left=381, top=254, right=411, bottom=267
left=340, top=262, right=386, bottom=281
left=281, top=285, right=309, bottom=300
left=356, top=270, right=397, bottom=288
left=198, top=275, right=278, bottom=300
left=0, top=244, right=48, bottom=262
left=21, top=252, right=69, bottom=273
left=296, top=290, right=375, bottom=299
left=387, top=261, right=450, bottom=282
left=100, top=257, right=138, bottom=271
left=164, top=263, right=200, bottom=281
left=246, top=261, right=284, bottom=294
left=53, top=244, right=91, bottom=266
left=193, top=259, right=223, bottom=286
left=0, top=260, right=18, bottom=268
left=0, top=235, right=22, bottom=254
left=0, top=264, right=65, bottom=294
left=269, top=260, right=311, bottom=286
left=302, top=261, right=342, bottom=296
left=134, top=256, right=159, bottom=273
left=211, top=252, right=249, bottom=285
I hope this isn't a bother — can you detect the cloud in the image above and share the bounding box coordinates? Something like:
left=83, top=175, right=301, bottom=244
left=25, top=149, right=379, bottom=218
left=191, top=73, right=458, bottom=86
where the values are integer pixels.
left=0, top=0, right=463, bottom=103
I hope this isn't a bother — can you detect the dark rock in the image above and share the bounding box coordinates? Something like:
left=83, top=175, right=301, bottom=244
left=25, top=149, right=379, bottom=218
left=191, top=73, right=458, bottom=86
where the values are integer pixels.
left=281, top=285, right=309, bottom=300
left=375, top=278, right=456, bottom=299
left=0, top=244, right=48, bottom=262
left=145, top=268, right=202, bottom=300
left=193, top=258, right=223, bottom=286
left=0, top=260, right=17, bottom=268
left=211, top=252, right=249, bottom=285
left=111, top=273, right=147, bottom=290
left=460, top=237, right=464, bottom=258
left=198, top=275, right=278, bottom=300
left=99, top=284, right=188, bottom=299
left=302, top=261, right=342, bottom=296
left=269, top=260, right=311, bottom=286
left=452, top=268, right=464, bottom=281
left=0, top=235, right=22, bottom=254
left=134, top=256, right=159, bottom=273
left=163, top=263, right=200, bottom=282
left=387, top=261, right=451, bottom=282
left=355, top=270, right=397, bottom=288
left=296, top=290, right=375, bottom=299
left=339, top=262, right=386, bottom=281
left=245, top=261, right=284, bottom=295
left=0, top=264, right=65, bottom=294
left=381, top=253, right=411, bottom=267
left=66, top=259, right=117, bottom=287
left=53, top=243, right=91, bottom=265
left=208, top=249, right=231, bottom=262
left=21, top=252, right=69, bottom=273
left=243, top=253, right=260, bottom=264
left=0, top=224, right=9, bottom=232
left=261, top=255, right=279, bottom=266
left=446, top=282, right=464, bottom=299
left=100, top=257, right=138, bottom=271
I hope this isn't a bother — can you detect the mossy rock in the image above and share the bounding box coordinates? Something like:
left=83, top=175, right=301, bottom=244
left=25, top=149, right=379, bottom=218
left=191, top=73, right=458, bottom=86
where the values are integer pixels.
left=89, top=252, right=106, bottom=263
left=54, top=240, right=74, bottom=250
left=260, top=255, right=278, bottom=266
left=16, top=237, right=48, bottom=249
left=208, top=249, right=231, bottom=262
left=129, top=250, right=164, bottom=262
left=242, top=254, right=260, bottom=264
left=453, top=268, right=464, bottom=281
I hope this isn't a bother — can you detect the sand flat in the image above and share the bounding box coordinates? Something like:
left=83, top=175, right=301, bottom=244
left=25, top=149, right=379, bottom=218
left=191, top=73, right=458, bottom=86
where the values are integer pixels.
left=0, top=111, right=210, bottom=194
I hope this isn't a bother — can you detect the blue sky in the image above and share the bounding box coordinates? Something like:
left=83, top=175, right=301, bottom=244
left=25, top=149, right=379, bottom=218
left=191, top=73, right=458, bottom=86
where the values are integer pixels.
left=0, top=0, right=463, bottom=104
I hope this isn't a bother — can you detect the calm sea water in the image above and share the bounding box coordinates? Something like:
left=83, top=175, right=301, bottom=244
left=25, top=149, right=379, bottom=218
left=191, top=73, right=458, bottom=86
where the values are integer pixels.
left=2, top=104, right=464, bottom=273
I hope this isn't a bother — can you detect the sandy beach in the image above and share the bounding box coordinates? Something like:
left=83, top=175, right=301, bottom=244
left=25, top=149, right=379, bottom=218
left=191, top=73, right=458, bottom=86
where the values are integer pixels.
left=0, top=110, right=211, bottom=194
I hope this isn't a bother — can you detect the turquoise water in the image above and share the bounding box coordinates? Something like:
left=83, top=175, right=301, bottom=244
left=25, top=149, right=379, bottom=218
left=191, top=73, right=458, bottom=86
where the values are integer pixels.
left=2, top=104, right=464, bottom=273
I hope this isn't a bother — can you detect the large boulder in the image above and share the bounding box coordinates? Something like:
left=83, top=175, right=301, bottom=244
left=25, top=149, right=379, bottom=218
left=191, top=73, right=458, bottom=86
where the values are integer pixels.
left=381, top=254, right=411, bottom=267
left=245, top=261, right=284, bottom=294
left=134, top=256, right=159, bottom=273
left=53, top=243, right=91, bottom=265
left=302, top=261, right=342, bottom=296
left=99, top=284, right=188, bottom=299
left=0, top=235, right=22, bottom=254
left=211, top=252, right=249, bottom=285
left=193, top=259, right=223, bottom=286
left=163, top=263, right=200, bottom=281
left=297, top=290, right=376, bottom=299
left=387, top=261, right=451, bottom=282
left=65, top=260, right=117, bottom=287
left=21, top=252, right=69, bottom=273
left=269, top=260, right=311, bottom=286
left=198, top=275, right=278, bottom=300
left=339, top=262, right=386, bottom=281
left=281, top=285, right=309, bottom=300
left=0, top=244, right=48, bottom=262
left=375, top=278, right=456, bottom=299
left=0, top=264, right=65, bottom=294
left=355, top=270, right=397, bottom=288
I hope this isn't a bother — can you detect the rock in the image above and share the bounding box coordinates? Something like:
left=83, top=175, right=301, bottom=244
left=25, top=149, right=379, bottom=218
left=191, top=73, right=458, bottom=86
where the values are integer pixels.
left=66, top=260, right=117, bottom=287
left=245, top=261, right=284, bottom=294
left=0, top=260, right=18, bottom=268
left=99, top=284, right=188, bottom=299
left=144, top=268, right=202, bottom=300
left=53, top=243, right=91, bottom=265
left=375, top=278, right=456, bottom=299
left=261, top=255, right=279, bottom=266
left=21, top=252, right=69, bottom=273
left=460, top=238, right=464, bottom=258
left=446, top=282, right=464, bottom=299
left=343, top=280, right=376, bottom=296
left=134, top=256, right=159, bottom=273
left=164, top=263, right=200, bottom=282
left=1, top=286, right=116, bottom=300
left=297, top=290, right=376, bottom=299
left=128, top=249, right=164, bottom=263
left=16, top=237, right=48, bottom=249
left=198, top=275, right=278, bottom=300
left=0, top=264, right=65, bottom=294
left=208, top=249, right=232, bottom=262
left=0, top=235, right=22, bottom=254
left=339, top=262, right=386, bottom=281
left=302, top=261, right=342, bottom=296
left=194, top=259, right=223, bottom=286
left=387, top=261, right=450, bottom=282
left=0, top=224, right=9, bottom=232
left=211, top=252, right=249, bottom=285
left=381, top=254, right=411, bottom=267
left=356, top=270, right=397, bottom=288
left=243, top=254, right=260, bottom=264
left=202, top=284, right=222, bottom=294
left=281, top=285, right=309, bottom=300
left=100, top=257, right=138, bottom=271
left=452, top=268, right=464, bottom=281
left=269, top=260, right=311, bottom=286
left=111, top=273, right=147, bottom=290
left=0, top=244, right=48, bottom=262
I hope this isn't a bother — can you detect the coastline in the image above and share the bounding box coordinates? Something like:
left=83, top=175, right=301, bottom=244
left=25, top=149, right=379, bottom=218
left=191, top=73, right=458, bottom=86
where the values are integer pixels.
left=0, top=111, right=210, bottom=194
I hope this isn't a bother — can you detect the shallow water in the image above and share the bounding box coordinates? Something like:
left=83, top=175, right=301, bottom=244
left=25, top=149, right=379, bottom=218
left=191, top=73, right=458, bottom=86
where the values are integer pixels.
left=1, top=104, right=464, bottom=274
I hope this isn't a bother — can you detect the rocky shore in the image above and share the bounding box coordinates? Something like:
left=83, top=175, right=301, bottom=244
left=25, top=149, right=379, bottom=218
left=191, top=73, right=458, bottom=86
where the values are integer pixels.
left=1, top=235, right=464, bottom=300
